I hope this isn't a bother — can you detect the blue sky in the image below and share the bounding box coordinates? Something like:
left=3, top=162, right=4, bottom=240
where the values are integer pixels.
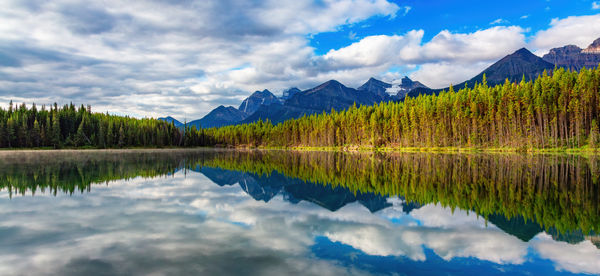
left=310, top=0, right=599, bottom=54
left=1, top=0, right=600, bottom=119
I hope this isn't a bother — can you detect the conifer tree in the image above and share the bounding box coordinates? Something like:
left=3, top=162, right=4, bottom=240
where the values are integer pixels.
left=51, top=113, right=61, bottom=148
left=97, top=122, right=106, bottom=149
left=118, top=125, right=125, bottom=148
left=6, top=117, right=15, bottom=148
left=590, top=119, right=599, bottom=148
left=75, top=116, right=87, bottom=146
left=32, top=119, right=41, bottom=147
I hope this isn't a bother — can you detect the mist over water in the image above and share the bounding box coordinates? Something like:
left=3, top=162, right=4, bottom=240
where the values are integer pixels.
left=0, top=149, right=599, bottom=275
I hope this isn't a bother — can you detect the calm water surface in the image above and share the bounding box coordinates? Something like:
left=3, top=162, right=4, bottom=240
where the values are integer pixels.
left=0, top=149, right=599, bottom=275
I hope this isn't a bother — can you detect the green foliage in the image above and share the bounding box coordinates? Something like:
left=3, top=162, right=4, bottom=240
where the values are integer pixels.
left=590, top=119, right=599, bottom=148
left=0, top=103, right=186, bottom=148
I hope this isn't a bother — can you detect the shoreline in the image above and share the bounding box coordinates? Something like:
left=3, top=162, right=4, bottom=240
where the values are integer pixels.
left=1, top=145, right=599, bottom=155
left=265, top=146, right=600, bottom=154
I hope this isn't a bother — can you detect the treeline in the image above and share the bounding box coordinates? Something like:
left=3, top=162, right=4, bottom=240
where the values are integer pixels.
left=0, top=102, right=208, bottom=148
left=4, top=66, right=600, bottom=149
left=203, top=67, right=600, bottom=148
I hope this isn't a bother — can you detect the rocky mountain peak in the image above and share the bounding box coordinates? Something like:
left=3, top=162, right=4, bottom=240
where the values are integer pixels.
left=239, top=89, right=279, bottom=115
left=543, top=37, right=600, bottom=70
left=547, top=45, right=582, bottom=56
left=582, top=38, right=600, bottom=54
left=357, top=77, right=391, bottom=102
left=281, top=87, right=301, bottom=100
left=401, top=76, right=413, bottom=86
left=386, top=76, right=428, bottom=99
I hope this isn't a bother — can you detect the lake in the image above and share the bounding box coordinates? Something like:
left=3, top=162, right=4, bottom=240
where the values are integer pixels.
left=0, top=149, right=599, bottom=275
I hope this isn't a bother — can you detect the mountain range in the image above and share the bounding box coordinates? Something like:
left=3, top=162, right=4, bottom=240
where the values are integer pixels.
left=542, top=38, right=600, bottom=71
left=406, top=47, right=557, bottom=97
left=161, top=37, right=600, bottom=128
left=157, top=116, right=183, bottom=127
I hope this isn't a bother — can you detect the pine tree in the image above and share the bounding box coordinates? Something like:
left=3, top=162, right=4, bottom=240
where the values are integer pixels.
left=118, top=125, right=125, bottom=148
left=106, top=122, right=114, bottom=147
left=44, top=114, right=52, bottom=146
left=6, top=117, right=15, bottom=148
left=75, top=116, right=87, bottom=146
left=32, top=119, right=41, bottom=147
left=19, top=119, right=29, bottom=147
left=0, top=121, right=5, bottom=147
left=97, top=122, right=106, bottom=148
left=51, top=113, right=61, bottom=148
left=590, top=119, right=600, bottom=148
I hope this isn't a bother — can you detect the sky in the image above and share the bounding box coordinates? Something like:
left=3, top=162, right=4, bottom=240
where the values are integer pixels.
left=1, top=0, right=600, bottom=119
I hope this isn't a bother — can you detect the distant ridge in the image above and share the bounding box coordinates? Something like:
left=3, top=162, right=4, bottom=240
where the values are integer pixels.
left=543, top=38, right=600, bottom=71
left=158, top=116, right=183, bottom=127
left=243, top=79, right=389, bottom=124
left=406, top=48, right=555, bottom=98
left=286, top=80, right=379, bottom=111
left=462, top=48, right=554, bottom=86
left=357, top=77, right=391, bottom=102
left=188, top=105, right=246, bottom=129
left=238, top=89, right=279, bottom=115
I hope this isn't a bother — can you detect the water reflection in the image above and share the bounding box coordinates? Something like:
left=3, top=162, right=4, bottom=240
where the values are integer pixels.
left=0, top=149, right=599, bottom=275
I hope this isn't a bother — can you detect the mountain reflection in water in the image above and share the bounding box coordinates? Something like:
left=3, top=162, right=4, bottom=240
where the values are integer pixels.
left=0, top=149, right=598, bottom=275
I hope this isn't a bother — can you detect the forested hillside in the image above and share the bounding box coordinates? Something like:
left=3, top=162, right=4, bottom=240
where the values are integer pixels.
left=203, top=67, right=600, bottom=149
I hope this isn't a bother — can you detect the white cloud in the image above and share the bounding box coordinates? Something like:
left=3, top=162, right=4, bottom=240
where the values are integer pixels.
left=409, top=62, right=491, bottom=88
left=402, top=6, right=412, bottom=16
left=322, top=26, right=525, bottom=88
left=490, top=18, right=509, bottom=25
left=531, top=15, right=600, bottom=54
left=324, top=31, right=424, bottom=68
left=419, top=26, right=526, bottom=63
left=324, top=204, right=529, bottom=264
left=1, top=1, right=599, bottom=119
left=348, top=31, right=358, bottom=40
left=532, top=233, right=600, bottom=275
left=0, top=0, right=399, bottom=119
left=593, top=1, right=600, bottom=10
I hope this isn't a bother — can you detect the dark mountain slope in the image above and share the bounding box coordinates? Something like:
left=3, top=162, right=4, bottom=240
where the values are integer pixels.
left=286, top=80, right=380, bottom=111
left=543, top=38, right=600, bottom=71
left=405, top=48, right=555, bottom=98
left=188, top=105, right=246, bottom=129
left=241, top=103, right=315, bottom=124
left=464, top=48, right=554, bottom=87
left=238, top=89, right=280, bottom=115
left=243, top=79, right=385, bottom=124
left=281, top=87, right=301, bottom=100
left=158, top=116, right=183, bottom=127
left=357, top=77, right=391, bottom=102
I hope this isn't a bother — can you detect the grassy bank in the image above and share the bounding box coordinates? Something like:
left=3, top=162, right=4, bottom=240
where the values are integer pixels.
left=253, top=145, right=600, bottom=154
left=1, top=145, right=598, bottom=155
